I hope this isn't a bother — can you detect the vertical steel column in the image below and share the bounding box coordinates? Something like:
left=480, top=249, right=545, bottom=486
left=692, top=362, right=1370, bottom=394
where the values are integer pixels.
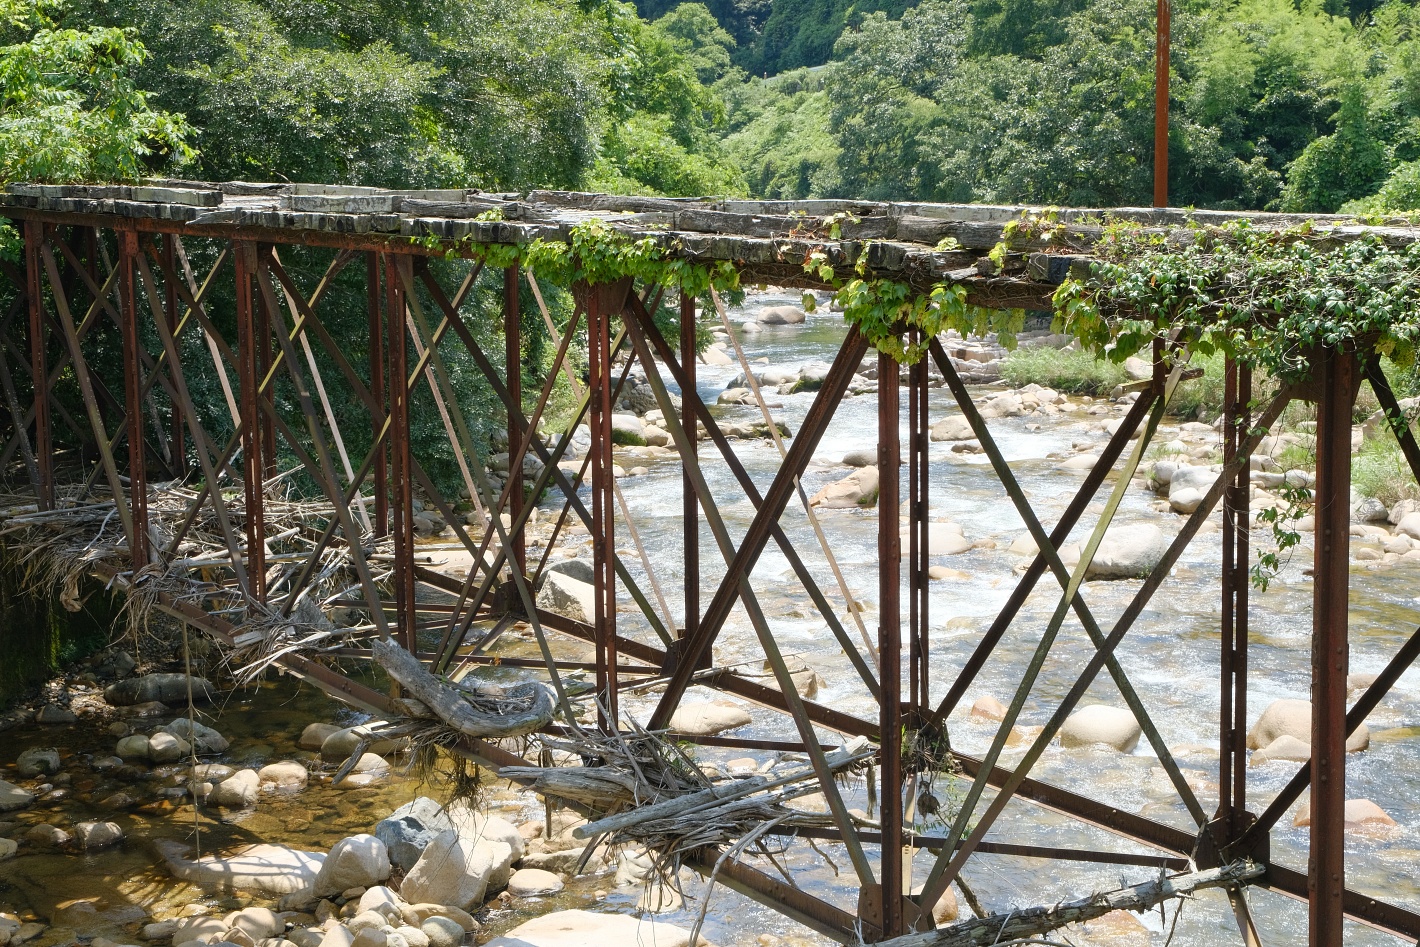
left=681, top=291, right=699, bottom=642
left=909, top=334, right=929, bottom=710
left=367, top=252, right=388, bottom=538
left=118, top=229, right=150, bottom=567
left=505, top=264, right=525, bottom=576
left=385, top=253, right=416, bottom=648
left=234, top=241, right=266, bottom=600
left=585, top=281, right=619, bottom=728
left=23, top=221, right=52, bottom=510
left=878, top=350, right=904, bottom=938
left=1310, top=346, right=1357, bottom=947
left=255, top=245, right=278, bottom=480
left=1154, top=0, right=1170, bottom=206
left=1220, top=358, right=1252, bottom=840
left=162, top=234, right=185, bottom=477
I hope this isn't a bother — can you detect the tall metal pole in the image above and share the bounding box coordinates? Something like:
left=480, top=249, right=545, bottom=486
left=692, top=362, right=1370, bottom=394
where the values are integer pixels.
left=385, top=253, right=416, bottom=649
left=1154, top=0, right=1171, bottom=207
left=162, top=234, right=185, bottom=477
left=681, top=291, right=699, bottom=643
left=585, top=281, right=620, bottom=729
left=1310, top=346, right=1356, bottom=947
left=234, top=241, right=266, bottom=601
left=118, top=228, right=150, bottom=567
left=505, top=265, right=525, bottom=577
left=24, top=221, right=52, bottom=511
left=367, top=252, right=388, bottom=539
left=909, top=332, right=929, bottom=710
left=878, top=350, right=904, bottom=939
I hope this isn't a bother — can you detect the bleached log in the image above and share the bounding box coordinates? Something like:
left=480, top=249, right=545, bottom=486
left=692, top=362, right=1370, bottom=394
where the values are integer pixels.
left=880, top=861, right=1264, bottom=947
left=370, top=637, right=553, bottom=738
left=496, top=765, right=641, bottom=808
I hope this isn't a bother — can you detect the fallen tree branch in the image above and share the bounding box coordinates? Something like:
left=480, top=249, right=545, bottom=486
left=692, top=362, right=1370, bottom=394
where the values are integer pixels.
left=879, top=860, right=1264, bottom=947
left=370, top=637, right=554, bottom=738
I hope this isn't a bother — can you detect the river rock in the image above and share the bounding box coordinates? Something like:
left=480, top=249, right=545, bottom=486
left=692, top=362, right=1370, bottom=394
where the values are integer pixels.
left=164, top=719, right=230, bottom=753
left=318, top=927, right=354, bottom=947
left=35, top=705, right=75, bottom=724
left=1251, top=734, right=1312, bottom=765
left=0, top=780, right=35, bottom=812
left=223, top=909, right=283, bottom=941
left=298, top=723, right=342, bottom=750
left=356, top=887, right=405, bottom=922
left=418, top=919, right=461, bottom=947
left=172, top=917, right=227, bottom=945
left=929, top=416, right=975, bottom=442
left=809, top=466, right=879, bottom=508
left=347, top=912, right=389, bottom=935
left=1168, top=487, right=1205, bottom=514
left=446, top=805, right=525, bottom=862
left=374, top=797, right=456, bottom=872
left=969, top=696, right=1007, bottom=723
left=1247, top=698, right=1370, bottom=752
left=148, top=731, right=191, bottom=763
left=158, top=840, right=325, bottom=895
left=321, top=726, right=403, bottom=762
left=842, top=448, right=875, bottom=467
left=507, top=869, right=563, bottom=897
left=0, top=838, right=17, bottom=860
left=757, top=305, right=806, bottom=325
left=924, top=522, right=969, bottom=555
left=350, top=931, right=385, bottom=947
left=104, top=673, right=215, bottom=706
left=312, top=835, right=390, bottom=898
left=1293, top=797, right=1398, bottom=832
left=211, top=769, right=260, bottom=808
left=1168, top=465, right=1217, bottom=496
left=24, top=823, right=70, bottom=848
left=609, top=414, right=646, bottom=446
left=668, top=703, right=752, bottom=736
left=518, top=845, right=606, bottom=875
left=484, top=910, right=697, bottom=947
left=1059, top=705, right=1141, bottom=752
left=259, top=762, right=309, bottom=791
left=701, top=345, right=732, bottom=366
left=1085, top=524, right=1168, bottom=580
left=400, top=906, right=475, bottom=934
left=116, top=734, right=150, bottom=761
left=73, top=821, right=124, bottom=850
left=14, top=747, right=59, bottom=778
left=535, top=572, right=594, bottom=624
left=543, top=558, right=595, bottom=585
left=399, top=831, right=498, bottom=910
left=335, top=754, right=391, bottom=788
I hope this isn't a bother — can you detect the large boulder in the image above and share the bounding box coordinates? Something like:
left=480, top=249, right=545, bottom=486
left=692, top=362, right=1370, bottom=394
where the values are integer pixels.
left=1247, top=698, right=1370, bottom=752
left=1060, top=705, right=1141, bottom=752
left=374, top=797, right=456, bottom=872
left=15, top=747, right=60, bottom=778
left=312, top=835, right=391, bottom=898
left=210, top=769, right=260, bottom=808
left=156, top=840, right=325, bottom=896
left=1084, top=524, right=1169, bottom=580
left=923, top=522, right=969, bottom=556
left=542, top=558, right=595, bottom=586
left=104, top=673, right=215, bottom=706
left=445, top=805, right=525, bottom=862
left=609, top=414, right=646, bottom=446
left=668, top=703, right=752, bottom=736
left=929, top=416, right=975, bottom=442
left=484, top=910, right=699, bottom=947
left=164, top=718, right=230, bottom=753
left=399, top=831, right=501, bottom=910
left=810, top=466, right=879, bottom=509
left=535, top=572, right=595, bottom=624
left=757, top=305, right=807, bottom=325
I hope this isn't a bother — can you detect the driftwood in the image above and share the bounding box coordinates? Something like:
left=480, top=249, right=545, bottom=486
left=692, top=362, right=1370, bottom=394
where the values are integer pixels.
left=496, top=764, right=642, bottom=808
left=879, top=860, right=1264, bottom=947
left=370, top=637, right=554, bottom=739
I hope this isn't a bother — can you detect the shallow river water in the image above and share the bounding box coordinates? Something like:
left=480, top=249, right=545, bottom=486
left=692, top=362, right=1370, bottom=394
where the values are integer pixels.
left=4, top=291, right=1420, bottom=946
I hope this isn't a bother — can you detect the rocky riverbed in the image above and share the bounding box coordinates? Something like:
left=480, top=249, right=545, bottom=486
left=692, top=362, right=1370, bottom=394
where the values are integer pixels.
left=5, top=289, right=1420, bottom=947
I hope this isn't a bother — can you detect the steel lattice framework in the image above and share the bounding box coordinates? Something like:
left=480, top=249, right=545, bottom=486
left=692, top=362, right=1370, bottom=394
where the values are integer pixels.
left=3, top=181, right=1419, bottom=946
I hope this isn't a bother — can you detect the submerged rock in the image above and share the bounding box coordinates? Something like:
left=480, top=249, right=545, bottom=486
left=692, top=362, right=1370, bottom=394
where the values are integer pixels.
left=156, top=840, right=326, bottom=895
left=1060, top=705, right=1141, bottom=752
left=484, top=910, right=698, bottom=947
left=15, top=747, right=59, bottom=778
left=0, top=779, right=35, bottom=812
left=104, top=673, right=215, bottom=706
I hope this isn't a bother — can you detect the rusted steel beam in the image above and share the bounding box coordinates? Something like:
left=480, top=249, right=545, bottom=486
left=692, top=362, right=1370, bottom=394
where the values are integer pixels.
left=118, top=228, right=150, bottom=567
left=580, top=278, right=631, bottom=729
left=23, top=220, right=52, bottom=509
left=1309, top=346, right=1359, bottom=947
left=505, top=265, right=525, bottom=576
left=384, top=252, right=416, bottom=647
left=234, top=241, right=267, bottom=601
left=162, top=234, right=185, bottom=476
left=878, top=350, right=905, bottom=937
left=909, top=334, right=929, bottom=711
left=1219, top=357, right=1252, bottom=844
left=367, top=252, right=388, bottom=538
left=681, top=291, right=699, bottom=642
left=794, top=829, right=1189, bottom=869
left=648, top=324, right=871, bottom=729
left=1263, top=864, right=1420, bottom=942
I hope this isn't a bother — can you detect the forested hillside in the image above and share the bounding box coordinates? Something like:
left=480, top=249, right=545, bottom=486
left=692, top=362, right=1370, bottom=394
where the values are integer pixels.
left=3, top=0, right=1420, bottom=215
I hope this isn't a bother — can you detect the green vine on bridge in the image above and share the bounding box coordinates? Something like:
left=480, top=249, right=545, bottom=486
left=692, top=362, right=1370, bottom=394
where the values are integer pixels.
left=1053, top=220, right=1420, bottom=378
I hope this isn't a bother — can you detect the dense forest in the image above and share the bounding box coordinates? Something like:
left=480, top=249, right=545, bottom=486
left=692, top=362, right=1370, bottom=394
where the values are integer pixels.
left=3, top=0, right=1420, bottom=218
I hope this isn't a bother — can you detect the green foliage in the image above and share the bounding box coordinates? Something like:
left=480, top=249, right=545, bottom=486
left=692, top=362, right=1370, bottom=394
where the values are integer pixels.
left=720, top=69, right=841, bottom=198
left=1280, top=83, right=1391, bottom=212
left=0, top=3, right=192, bottom=183
left=999, top=345, right=1130, bottom=395
left=1054, top=221, right=1420, bottom=380
left=1354, top=428, right=1420, bottom=506
left=1343, top=158, right=1420, bottom=214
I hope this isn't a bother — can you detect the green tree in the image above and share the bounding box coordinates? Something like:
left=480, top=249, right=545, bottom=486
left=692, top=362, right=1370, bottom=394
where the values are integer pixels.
left=1280, top=81, right=1390, bottom=211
